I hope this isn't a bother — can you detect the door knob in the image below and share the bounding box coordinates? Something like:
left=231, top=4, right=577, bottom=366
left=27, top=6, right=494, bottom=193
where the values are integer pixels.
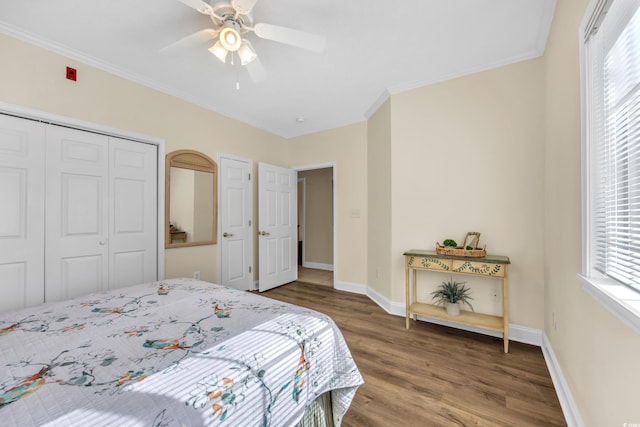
left=259, top=231, right=271, bottom=236
left=99, top=240, right=107, bottom=246
left=223, top=232, right=234, bottom=237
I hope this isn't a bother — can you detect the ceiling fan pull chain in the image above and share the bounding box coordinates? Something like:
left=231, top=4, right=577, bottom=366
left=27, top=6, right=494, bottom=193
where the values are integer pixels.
left=236, top=62, right=241, bottom=91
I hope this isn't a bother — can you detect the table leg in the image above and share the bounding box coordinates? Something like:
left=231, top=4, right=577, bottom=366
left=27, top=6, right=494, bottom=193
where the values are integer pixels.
left=405, top=263, right=410, bottom=329
left=502, top=273, right=510, bottom=353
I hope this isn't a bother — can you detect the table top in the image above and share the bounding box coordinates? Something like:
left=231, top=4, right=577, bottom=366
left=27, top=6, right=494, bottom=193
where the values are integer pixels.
left=403, top=249, right=510, bottom=264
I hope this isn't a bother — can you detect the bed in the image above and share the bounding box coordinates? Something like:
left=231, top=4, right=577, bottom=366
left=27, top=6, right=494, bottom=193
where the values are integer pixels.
left=0, top=278, right=363, bottom=426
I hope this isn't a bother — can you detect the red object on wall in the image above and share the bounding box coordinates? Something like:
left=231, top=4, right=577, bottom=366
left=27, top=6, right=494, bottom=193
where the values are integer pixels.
left=66, top=67, right=77, bottom=81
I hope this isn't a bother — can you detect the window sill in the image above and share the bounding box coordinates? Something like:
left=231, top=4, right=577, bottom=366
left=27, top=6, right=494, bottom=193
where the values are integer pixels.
left=578, top=274, right=640, bottom=335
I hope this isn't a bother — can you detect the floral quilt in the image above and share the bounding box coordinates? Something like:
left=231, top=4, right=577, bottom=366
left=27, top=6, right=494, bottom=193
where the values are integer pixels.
left=0, top=279, right=363, bottom=426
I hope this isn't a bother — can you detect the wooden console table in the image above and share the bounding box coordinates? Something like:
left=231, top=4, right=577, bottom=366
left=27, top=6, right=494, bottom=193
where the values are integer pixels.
left=404, top=249, right=511, bottom=353
left=170, top=230, right=187, bottom=243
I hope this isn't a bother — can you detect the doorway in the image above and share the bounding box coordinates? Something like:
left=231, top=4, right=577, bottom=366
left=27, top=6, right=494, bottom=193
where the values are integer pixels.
left=218, top=159, right=336, bottom=291
left=296, top=165, right=335, bottom=287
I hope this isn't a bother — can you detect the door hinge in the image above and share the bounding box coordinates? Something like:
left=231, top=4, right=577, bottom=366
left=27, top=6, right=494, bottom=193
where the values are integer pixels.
left=249, top=266, right=252, bottom=273
left=248, top=219, right=251, bottom=226
left=248, top=173, right=251, bottom=181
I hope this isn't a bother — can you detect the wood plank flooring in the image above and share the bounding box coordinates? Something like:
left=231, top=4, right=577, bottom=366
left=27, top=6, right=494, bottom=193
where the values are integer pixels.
left=298, top=267, right=333, bottom=287
left=262, top=281, right=566, bottom=427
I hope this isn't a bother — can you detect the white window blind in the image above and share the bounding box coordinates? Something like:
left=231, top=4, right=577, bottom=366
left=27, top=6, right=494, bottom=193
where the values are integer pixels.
left=586, top=0, right=640, bottom=292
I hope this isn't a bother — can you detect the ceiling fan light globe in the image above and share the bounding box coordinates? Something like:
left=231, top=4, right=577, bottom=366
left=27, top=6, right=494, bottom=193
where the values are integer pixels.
left=238, top=39, right=257, bottom=65
left=219, top=22, right=241, bottom=51
left=208, top=40, right=229, bottom=63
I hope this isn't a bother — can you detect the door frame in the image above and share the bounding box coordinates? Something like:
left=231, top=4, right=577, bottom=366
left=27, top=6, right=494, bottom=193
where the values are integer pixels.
left=293, top=162, right=337, bottom=281
left=297, top=177, right=306, bottom=266
left=0, top=101, right=166, bottom=281
left=216, top=153, right=254, bottom=289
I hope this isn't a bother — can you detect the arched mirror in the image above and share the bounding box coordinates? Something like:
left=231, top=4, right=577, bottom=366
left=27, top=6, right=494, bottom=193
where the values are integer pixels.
left=165, top=150, right=217, bottom=248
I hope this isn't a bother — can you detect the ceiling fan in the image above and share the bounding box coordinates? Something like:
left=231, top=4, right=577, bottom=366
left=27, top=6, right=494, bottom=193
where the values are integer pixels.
left=168, top=0, right=326, bottom=67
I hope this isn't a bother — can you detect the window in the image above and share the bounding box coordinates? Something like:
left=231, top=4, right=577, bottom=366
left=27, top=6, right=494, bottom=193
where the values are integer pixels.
left=581, top=0, right=640, bottom=334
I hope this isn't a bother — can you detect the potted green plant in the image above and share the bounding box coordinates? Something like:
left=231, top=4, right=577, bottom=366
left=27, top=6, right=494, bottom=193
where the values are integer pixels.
left=430, top=277, right=474, bottom=316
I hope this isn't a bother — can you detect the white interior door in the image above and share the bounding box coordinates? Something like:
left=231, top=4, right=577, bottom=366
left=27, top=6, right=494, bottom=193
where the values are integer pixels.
left=219, top=155, right=253, bottom=290
left=109, top=138, right=158, bottom=289
left=258, top=163, right=297, bottom=292
left=0, top=115, right=45, bottom=311
left=45, top=125, right=110, bottom=301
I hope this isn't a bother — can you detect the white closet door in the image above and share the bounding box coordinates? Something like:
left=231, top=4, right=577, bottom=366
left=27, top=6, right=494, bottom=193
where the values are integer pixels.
left=0, top=115, right=45, bottom=311
left=45, top=126, right=110, bottom=301
left=109, top=137, right=157, bottom=289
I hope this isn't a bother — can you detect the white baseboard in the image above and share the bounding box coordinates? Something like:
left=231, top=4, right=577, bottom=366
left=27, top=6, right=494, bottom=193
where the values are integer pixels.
left=302, top=262, right=334, bottom=271
left=334, top=280, right=367, bottom=294
left=365, top=285, right=404, bottom=315
left=337, top=282, right=543, bottom=346
left=542, top=334, right=584, bottom=427
left=411, top=316, right=543, bottom=346
left=509, top=324, right=543, bottom=346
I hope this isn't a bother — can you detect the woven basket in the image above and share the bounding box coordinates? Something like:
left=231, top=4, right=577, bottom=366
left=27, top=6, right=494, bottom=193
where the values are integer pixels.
left=435, top=242, right=487, bottom=258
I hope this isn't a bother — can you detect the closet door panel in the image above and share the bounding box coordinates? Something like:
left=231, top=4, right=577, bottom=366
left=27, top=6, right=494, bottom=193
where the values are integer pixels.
left=0, top=263, right=27, bottom=312
left=109, top=138, right=157, bottom=289
left=61, top=255, right=104, bottom=298
left=45, top=126, right=109, bottom=301
left=0, top=115, right=45, bottom=311
left=0, top=168, right=24, bottom=237
left=113, top=251, right=145, bottom=287
left=64, top=174, right=102, bottom=235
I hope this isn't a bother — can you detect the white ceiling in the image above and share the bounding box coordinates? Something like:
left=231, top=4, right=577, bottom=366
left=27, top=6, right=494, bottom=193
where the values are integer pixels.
left=0, top=0, right=556, bottom=138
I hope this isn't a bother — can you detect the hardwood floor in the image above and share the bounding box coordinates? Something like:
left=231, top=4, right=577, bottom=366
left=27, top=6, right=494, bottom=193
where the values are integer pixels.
left=263, top=281, right=566, bottom=427
left=298, top=266, right=333, bottom=287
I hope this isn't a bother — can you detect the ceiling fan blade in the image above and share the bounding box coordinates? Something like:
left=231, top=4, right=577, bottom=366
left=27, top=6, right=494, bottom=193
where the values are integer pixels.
left=160, top=29, right=219, bottom=55
left=176, top=0, right=214, bottom=15
left=231, top=0, right=259, bottom=15
left=246, top=56, right=267, bottom=82
left=253, top=23, right=326, bottom=53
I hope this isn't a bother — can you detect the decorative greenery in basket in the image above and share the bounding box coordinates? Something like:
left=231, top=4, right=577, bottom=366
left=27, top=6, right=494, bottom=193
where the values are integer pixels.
left=431, top=277, right=474, bottom=315
left=436, top=232, right=486, bottom=257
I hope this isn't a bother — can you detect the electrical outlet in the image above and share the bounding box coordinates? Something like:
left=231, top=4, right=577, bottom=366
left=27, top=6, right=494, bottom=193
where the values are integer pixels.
left=194, top=271, right=200, bottom=280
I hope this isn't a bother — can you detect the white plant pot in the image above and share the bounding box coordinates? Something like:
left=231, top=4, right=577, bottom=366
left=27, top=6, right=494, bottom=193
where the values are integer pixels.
left=446, top=302, right=461, bottom=316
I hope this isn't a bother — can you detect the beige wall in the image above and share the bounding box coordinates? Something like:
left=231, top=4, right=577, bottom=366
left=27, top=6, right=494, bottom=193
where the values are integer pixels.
left=288, top=123, right=368, bottom=287
left=367, top=99, right=392, bottom=297
left=386, top=60, right=546, bottom=326
left=0, top=33, right=287, bottom=284
left=543, top=0, right=640, bottom=425
left=298, top=168, right=333, bottom=266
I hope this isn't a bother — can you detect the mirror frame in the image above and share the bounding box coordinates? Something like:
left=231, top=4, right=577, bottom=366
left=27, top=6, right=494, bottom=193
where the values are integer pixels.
left=165, top=149, right=218, bottom=249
